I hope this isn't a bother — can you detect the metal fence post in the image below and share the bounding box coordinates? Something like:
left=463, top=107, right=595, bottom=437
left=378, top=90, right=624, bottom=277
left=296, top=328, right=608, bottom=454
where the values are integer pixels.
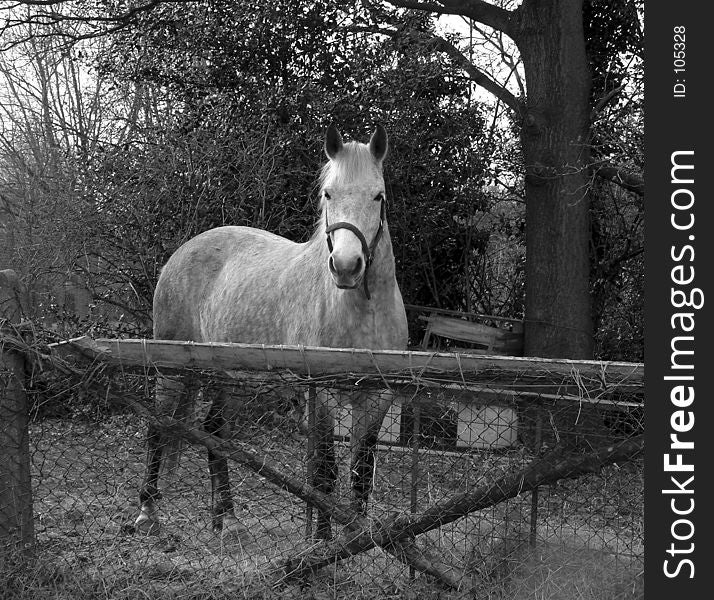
left=304, top=383, right=317, bottom=538
left=529, top=409, right=543, bottom=547
left=0, top=269, right=34, bottom=554
left=409, top=400, right=421, bottom=579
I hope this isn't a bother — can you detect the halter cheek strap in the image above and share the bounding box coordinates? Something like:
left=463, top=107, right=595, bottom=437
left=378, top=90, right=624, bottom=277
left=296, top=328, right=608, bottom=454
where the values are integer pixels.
left=325, top=199, right=385, bottom=300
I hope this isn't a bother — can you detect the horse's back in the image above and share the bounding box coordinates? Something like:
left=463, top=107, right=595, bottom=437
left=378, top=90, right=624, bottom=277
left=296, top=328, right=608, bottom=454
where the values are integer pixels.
left=154, top=224, right=406, bottom=350
left=153, top=226, right=300, bottom=341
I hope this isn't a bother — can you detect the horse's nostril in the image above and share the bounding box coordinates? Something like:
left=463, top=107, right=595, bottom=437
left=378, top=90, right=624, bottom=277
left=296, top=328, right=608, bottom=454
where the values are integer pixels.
left=351, top=257, right=363, bottom=275
left=328, top=255, right=337, bottom=274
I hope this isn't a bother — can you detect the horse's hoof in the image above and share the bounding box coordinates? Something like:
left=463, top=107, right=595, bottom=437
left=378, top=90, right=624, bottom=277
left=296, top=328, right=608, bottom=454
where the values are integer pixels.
left=215, top=515, right=248, bottom=540
left=135, top=516, right=161, bottom=536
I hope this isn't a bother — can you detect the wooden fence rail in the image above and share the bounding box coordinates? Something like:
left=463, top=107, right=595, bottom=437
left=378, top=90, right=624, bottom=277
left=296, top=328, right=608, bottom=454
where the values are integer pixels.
left=48, top=336, right=643, bottom=395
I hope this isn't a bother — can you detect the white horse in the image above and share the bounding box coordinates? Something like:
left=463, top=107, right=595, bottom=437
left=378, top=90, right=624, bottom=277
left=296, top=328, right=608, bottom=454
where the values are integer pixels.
left=136, top=125, right=408, bottom=539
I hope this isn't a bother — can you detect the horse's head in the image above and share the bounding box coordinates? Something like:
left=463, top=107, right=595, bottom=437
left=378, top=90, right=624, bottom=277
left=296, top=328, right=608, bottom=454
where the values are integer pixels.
left=320, top=124, right=388, bottom=295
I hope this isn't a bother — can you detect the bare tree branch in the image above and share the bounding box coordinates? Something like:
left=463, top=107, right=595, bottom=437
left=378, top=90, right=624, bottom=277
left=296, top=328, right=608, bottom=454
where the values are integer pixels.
left=0, top=0, right=196, bottom=50
left=350, top=24, right=523, bottom=116
left=427, top=29, right=522, bottom=115
left=386, top=0, right=515, bottom=36
left=592, top=84, right=625, bottom=116
left=594, top=164, right=644, bottom=197
left=4, top=1, right=70, bottom=5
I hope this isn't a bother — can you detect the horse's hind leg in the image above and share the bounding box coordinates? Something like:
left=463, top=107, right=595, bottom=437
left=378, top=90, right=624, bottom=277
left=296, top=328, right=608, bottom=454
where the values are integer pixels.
left=136, top=421, right=164, bottom=534
left=204, top=386, right=243, bottom=534
left=349, top=391, right=391, bottom=515
left=136, top=375, right=196, bottom=534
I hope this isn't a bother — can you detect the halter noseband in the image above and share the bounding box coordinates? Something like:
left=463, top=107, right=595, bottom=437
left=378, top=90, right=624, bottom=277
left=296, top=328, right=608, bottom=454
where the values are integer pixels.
left=325, top=198, right=385, bottom=300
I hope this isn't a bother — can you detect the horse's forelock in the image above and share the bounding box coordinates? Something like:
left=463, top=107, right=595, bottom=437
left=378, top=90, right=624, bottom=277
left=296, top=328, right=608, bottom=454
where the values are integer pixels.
left=313, top=141, right=384, bottom=239
left=318, top=142, right=381, bottom=194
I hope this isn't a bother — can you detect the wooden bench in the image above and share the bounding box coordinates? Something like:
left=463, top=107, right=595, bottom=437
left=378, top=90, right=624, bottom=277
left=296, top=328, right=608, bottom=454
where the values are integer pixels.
left=418, top=312, right=524, bottom=356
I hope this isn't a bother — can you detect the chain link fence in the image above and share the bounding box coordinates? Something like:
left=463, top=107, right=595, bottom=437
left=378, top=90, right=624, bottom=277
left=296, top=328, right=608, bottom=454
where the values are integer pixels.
left=2, top=331, right=643, bottom=600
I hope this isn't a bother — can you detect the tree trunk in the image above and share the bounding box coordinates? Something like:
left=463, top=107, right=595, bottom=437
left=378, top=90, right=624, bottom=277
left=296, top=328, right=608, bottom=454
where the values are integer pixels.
left=514, top=0, right=594, bottom=359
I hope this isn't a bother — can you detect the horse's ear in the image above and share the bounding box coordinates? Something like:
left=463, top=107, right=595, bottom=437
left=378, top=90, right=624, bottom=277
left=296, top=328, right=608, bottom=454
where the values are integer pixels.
left=325, top=124, right=343, bottom=160
left=369, top=124, right=388, bottom=162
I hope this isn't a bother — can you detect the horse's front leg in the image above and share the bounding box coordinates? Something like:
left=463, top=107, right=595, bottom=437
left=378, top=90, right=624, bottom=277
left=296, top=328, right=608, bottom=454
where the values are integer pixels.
left=204, top=387, right=243, bottom=535
left=349, top=390, right=392, bottom=515
left=311, top=389, right=337, bottom=540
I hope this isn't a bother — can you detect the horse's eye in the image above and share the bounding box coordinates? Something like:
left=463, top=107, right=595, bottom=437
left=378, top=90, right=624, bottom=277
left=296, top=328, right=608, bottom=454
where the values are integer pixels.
left=374, top=192, right=385, bottom=202
left=324, top=191, right=331, bottom=200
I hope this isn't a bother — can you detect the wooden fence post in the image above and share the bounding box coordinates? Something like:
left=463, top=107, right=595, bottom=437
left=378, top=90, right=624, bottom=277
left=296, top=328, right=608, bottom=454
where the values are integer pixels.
left=0, top=269, right=34, bottom=554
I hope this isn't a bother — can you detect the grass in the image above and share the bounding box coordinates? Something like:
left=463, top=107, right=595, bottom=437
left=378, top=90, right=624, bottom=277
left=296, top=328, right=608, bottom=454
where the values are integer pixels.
left=0, top=545, right=645, bottom=600
left=0, top=412, right=644, bottom=599
left=497, top=545, right=644, bottom=600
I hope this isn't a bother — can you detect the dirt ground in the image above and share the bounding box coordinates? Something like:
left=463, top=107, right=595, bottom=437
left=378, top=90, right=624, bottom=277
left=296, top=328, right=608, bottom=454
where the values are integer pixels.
left=16, top=413, right=643, bottom=599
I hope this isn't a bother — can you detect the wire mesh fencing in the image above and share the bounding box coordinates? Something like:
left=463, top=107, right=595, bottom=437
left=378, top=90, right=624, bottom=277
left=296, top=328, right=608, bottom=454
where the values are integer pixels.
left=1, top=334, right=644, bottom=600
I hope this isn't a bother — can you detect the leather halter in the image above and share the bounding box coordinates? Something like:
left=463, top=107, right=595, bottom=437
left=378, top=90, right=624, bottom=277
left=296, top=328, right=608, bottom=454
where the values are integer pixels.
left=325, top=198, right=385, bottom=300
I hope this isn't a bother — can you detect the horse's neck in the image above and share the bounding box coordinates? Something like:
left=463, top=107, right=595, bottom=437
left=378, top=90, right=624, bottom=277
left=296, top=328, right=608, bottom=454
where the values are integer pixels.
left=298, top=226, right=403, bottom=349
left=365, top=226, right=398, bottom=291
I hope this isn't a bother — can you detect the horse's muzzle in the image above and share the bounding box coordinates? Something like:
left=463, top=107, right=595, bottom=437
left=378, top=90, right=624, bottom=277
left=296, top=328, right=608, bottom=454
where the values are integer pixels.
left=329, top=254, right=365, bottom=290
